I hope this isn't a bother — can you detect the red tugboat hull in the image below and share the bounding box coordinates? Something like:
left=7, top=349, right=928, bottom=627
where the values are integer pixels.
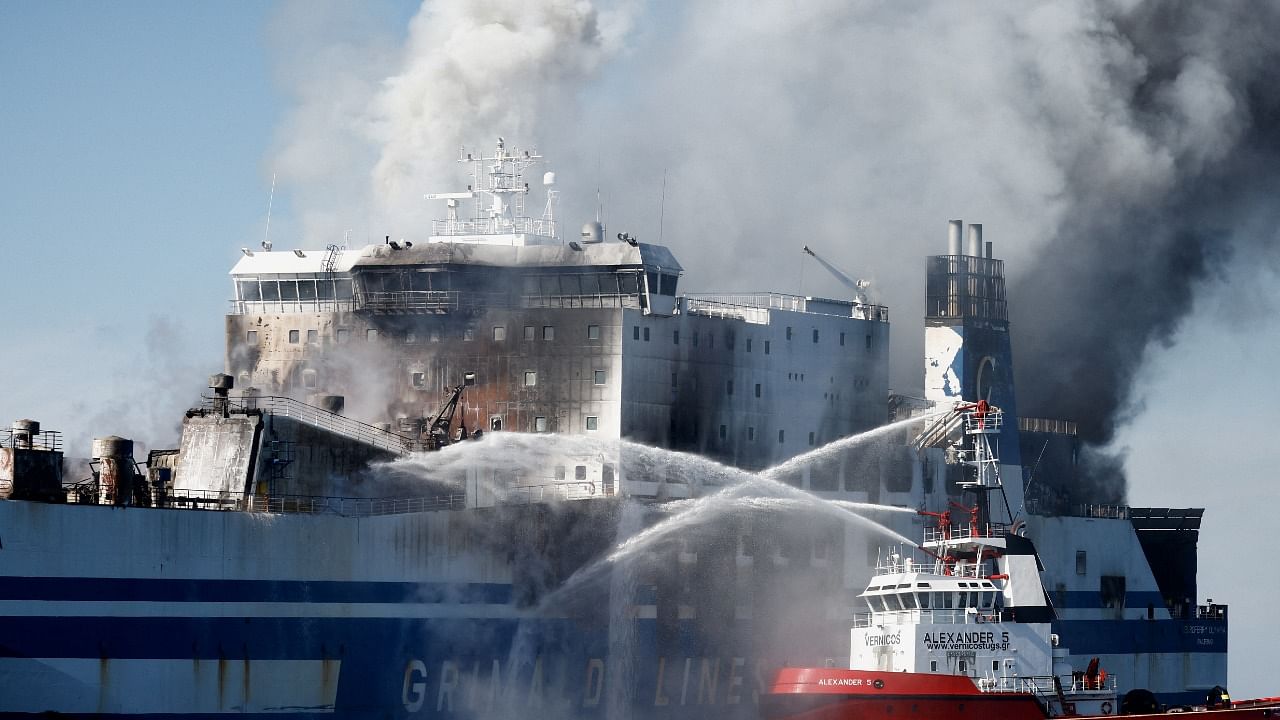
left=762, top=668, right=1280, bottom=720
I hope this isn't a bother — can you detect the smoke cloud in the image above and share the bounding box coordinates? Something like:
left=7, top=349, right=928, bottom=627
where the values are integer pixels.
left=269, top=0, right=1280, bottom=500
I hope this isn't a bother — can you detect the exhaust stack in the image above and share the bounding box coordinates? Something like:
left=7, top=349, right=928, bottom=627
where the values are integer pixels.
left=967, top=223, right=983, bottom=257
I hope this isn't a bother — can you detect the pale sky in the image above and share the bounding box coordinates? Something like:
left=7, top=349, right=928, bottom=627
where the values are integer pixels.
left=1, top=0, right=1275, bottom=699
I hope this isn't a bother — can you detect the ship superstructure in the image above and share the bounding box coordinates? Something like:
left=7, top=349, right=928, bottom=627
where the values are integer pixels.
left=0, top=142, right=1229, bottom=719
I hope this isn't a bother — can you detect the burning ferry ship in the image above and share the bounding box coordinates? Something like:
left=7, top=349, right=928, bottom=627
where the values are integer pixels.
left=0, top=141, right=1226, bottom=718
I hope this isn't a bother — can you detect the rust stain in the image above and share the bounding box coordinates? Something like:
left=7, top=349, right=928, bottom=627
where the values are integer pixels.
left=98, top=657, right=109, bottom=714
left=321, top=656, right=338, bottom=703
left=217, top=657, right=227, bottom=711
left=243, top=654, right=252, bottom=708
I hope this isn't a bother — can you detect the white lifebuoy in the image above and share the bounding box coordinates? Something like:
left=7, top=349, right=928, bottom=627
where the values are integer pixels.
left=1101, top=701, right=1113, bottom=715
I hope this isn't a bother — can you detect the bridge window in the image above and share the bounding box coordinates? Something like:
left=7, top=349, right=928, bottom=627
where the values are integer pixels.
left=260, top=279, right=279, bottom=301
left=919, top=593, right=931, bottom=609
left=280, top=280, right=298, bottom=301
left=902, top=593, right=918, bottom=609
left=238, top=279, right=261, bottom=301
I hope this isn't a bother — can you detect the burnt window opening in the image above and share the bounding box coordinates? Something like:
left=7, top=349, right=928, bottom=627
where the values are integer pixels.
left=586, top=416, right=598, bottom=431
left=746, top=338, right=753, bottom=352
left=554, top=464, right=566, bottom=480
left=643, top=327, right=650, bottom=342
left=524, top=325, right=535, bottom=341
left=808, top=431, right=816, bottom=446
left=524, top=371, right=537, bottom=387
left=840, top=332, right=846, bottom=346
left=429, top=330, right=441, bottom=342
left=307, top=329, right=318, bottom=344
left=1101, top=575, right=1126, bottom=609
left=493, top=326, right=506, bottom=341
left=812, top=329, right=819, bottom=343
left=366, top=329, right=378, bottom=342
left=671, top=372, right=678, bottom=390
left=288, top=329, right=300, bottom=343
left=490, top=416, right=503, bottom=431
left=755, top=383, right=762, bottom=398
left=302, top=369, right=317, bottom=389
left=593, top=370, right=607, bottom=385
left=587, top=324, right=600, bottom=340
left=575, top=465, right=587, bottom=480
left=536, top=417, right=549, bottom=433
left=747, top=427, right=755, bottom=442
left=406, top=331, right=419, bottom=344
left=693, top=333, right=699, bottom=347
left=726, top=380, right=734, bottom=396
left=542, top=326, right=554, bottom=341
left=764, top=340, right=771, bottom=355
left=726, top=332, right=735, bottom=350
left=633, top=326, right=640, bottom=340
left=786, top=326, right=793, bottom=340
left=1076, top=550, right=1087, bottom=575
left=673, top=330, right=679, bottom=345
left=336, top=328, right=350, bottom=344
left=866, top=334, right=873, bottom=350
left=246, top=330, right=258, bottom=344
left=463, top=328, right=475, bottom=341
left=778, top=429, right=785, bottom=444
left=411, top=372, right=426, bottom=388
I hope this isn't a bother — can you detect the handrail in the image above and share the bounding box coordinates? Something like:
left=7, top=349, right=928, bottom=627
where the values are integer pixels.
left=200, top=395, right=417, bottom=455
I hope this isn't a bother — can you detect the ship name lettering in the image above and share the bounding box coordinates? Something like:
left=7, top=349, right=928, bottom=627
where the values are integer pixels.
left=817, top=677, right=865, bottom=687
left=866, top=632, right=902, bottom=646
left=403, top=659, right=428, bottom=713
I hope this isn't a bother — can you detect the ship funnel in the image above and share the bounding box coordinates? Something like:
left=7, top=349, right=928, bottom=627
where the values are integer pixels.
left=948, top=220, right=963, bottom=256
left=581, top=221, right=604, bottom=244
left=92, top=435, right=135, bottom=506
left=11, top=419, right=39, bottom=450
left=966, top=223, right=983, bottom=257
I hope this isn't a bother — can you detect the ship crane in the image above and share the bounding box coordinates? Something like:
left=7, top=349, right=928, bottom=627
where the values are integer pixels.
left=422, top=373, right=477, bottom=451
left=802, top=245, right=871, bottom=305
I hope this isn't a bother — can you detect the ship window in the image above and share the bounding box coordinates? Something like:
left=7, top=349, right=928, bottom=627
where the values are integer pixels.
left=543, top=326, right=554, bottom=341
left=288, top=329, right=300, bottom=343
left=643, top=327, right=650, bottom=341
left=587, top=324, right=600, bottom=340
left=539, top=275, right=558, bottom=295
left=646, top=271, right=659, bottom=294
left=993, top=660, right=1000, bottom=673
left=586, top=416, right=598, bottom=431
left=602, top=464, right=615, bottom=492
left=808, top=431, right=816, bottom=446
left=692, top=333, right=698, bottom=347
left=866, top=334, right=873, bottom=350
left=764, top=340, right=771, bottom=354
left=840, top=332, right=846, bottom=346
left=755, top=383, right=761, bottom=398
left=405, top=332, right=417, bottom=344
left=708, top=334, right=713, bottom=348
left=1076, top=550, right=1087, bottom=575
left=958, top=660, right=967, bottom=674
left=464, top=328, right=475, bottom=341
left=246, top=330, right=258, bottom=343
left=633, top=326, right=640, bottom=340
left=337, top=328, right=350, bottom=344
left=280, top=280, right=299, bottom=301
left=411, top=372, right=425, bottom=388
left=982, top=592, right=994, bottom=608
left=671, top=372, right=678, bottom=389
left=536, top=417, right=549, bottom=433
left=524, top=325, right=535, bottom=341
left=942, top=592, right=954, bottom=609
left=919, top=593, right=931, bottom=609
left=560, top=275, right=581, bottom=295
left=307, top=329, right=318, bottom=344
left=335, top=279, right=354, bottom=300
left=298, top=279, right=317, bottom=301
left=575, top=465, right=587, bottom=480
left=719, top=424, right=727, bottom=440
left=581, top=274, right=601, bottom=294
left=260, top=279, right=279, bottom=301
left=367, top=328, right=378, bottom=342
left=493, top=326, right=506, bottom=341
left=659, top=273, right=678, bottom=296
left=886, top=594, right=903, bottom=611
left=238, top=279, right=261, bottom=301
left=746, top=338, right=752, bottom=352
left=813, top=329, right=819, bottom=343
left=619, top=273, right=639, bottom=294
left=918, top=582, right=931, bottom=588
left=673, top=330, right=679, bottom=345
left=727, top=380, right=734, bottom=396
left=902, top=593, right=918, bottom=609
left=302, top=369, right=317, bottom=389
left=554, top=464, right=565, bottom=480
left=930, top=661, right=937, bottom=672
left=778, top=429, right=785, bottom=443
left=524, top=371, right=537, bottom=387
left=747, top=426, right=755, bottom=441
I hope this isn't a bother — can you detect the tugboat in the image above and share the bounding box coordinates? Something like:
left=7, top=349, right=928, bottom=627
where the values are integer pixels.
left=763, top=401, right=1280, bottom=719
